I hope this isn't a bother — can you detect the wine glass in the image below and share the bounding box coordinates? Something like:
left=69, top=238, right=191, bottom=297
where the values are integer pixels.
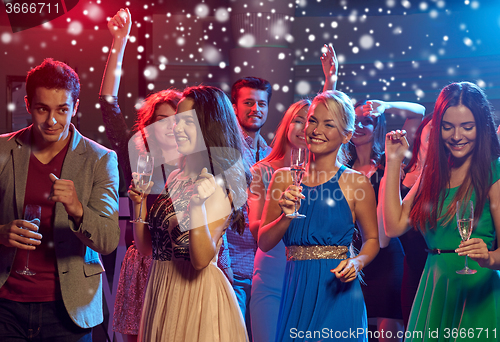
left=456, top=200, right=476, bottom=275
left=131, top=153, right=154, bottom=224
left=286, top=148, right=307, bottom=219
left=16, top=204, right=41, bottom=276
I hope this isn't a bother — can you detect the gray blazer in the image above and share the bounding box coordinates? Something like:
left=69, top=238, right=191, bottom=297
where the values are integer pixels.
left=0, top=124, right=120, bottom=328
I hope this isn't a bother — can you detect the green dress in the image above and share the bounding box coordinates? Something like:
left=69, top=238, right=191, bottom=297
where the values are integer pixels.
left=406, top=158, right=500, bottom=341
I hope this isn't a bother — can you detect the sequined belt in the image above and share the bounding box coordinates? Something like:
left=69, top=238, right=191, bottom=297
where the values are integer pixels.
left=286, top=245, right=349, bottom=261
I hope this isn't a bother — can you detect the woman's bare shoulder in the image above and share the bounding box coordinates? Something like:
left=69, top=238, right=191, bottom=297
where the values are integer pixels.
left=341, top=166, right=372, bottom=189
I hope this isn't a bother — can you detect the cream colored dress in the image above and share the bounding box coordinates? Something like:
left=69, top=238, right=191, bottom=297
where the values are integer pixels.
left=138, top=176, right=248, bottom=342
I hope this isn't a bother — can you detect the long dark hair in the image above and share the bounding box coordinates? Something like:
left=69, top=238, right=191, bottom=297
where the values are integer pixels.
left=410, top=82, right=500, bottom=231
left=182, top=85, right=252, bottom=235
left=347, top=99, right=386, bottom=167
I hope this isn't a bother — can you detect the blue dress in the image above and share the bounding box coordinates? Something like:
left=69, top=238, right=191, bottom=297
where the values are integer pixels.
left=276, top=166, right=368, bottom=342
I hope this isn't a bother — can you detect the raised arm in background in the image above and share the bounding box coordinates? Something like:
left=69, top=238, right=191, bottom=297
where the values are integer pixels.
left=100, top=8, right=131, bottom=97
left=362, top=100, right=425, bottom=146
left=382, top=130, right=416, bottom=238
left=321, top=44, right=338, bottom=92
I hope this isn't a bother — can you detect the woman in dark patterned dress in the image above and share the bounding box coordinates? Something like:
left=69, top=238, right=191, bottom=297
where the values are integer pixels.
left=130, top=86, right=251, bottom=341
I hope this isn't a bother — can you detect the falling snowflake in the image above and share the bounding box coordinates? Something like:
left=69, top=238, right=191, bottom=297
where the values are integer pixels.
left=202, top=45, right=222, bottom=63
left=85, top=4, right=104, bottom=22
left=215, top=8, right=230, bottom=23
left=1, top=33, right=12, bottom=44
left=415, top=89, right=425, bottom=98
left=195, top=4, right=210, bottom=18
left=359, top=34, right=374, bottom=49
left=374, top=61, right=384, bottom=70
left=67, top=21, right=83, bottom=36
left=276, top=103, right=285, bottom=112
left=177, top=37, right=186, bottom=46
left=296, top=81, right=311, bottom=95
left=463, top=37, right=473, bottom=47
left=271, top=20, right=287, bottom=37
left=144, top=66, right=159, bottom=81
left=238, top=34, right=256, bottom=48
left=326, top=198, right=335, bottom=207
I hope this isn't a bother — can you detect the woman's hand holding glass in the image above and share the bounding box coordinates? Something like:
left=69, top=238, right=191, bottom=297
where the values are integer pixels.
left=278, top=185, right=306, bottom=217
left=128, top=173, right=155, bottom=204
left=455, top=200, right=477, bottom=274
left=130, top=153, right=154, bottom=224
left=456, top=238, right=491, bottom=268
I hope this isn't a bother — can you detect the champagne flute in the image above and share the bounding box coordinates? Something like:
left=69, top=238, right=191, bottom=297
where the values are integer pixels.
left=16, top=204, right=41, bottom=276
left=456, top=200, right=477, bottom=274
left=286, top=148, right=307, bottom=219
left=131, top=153, right=154, bottom=224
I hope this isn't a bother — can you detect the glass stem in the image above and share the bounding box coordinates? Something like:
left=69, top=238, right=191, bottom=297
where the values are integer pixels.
left=294, top=197, right=300, bottom=215
left=138, top=193, right=144, bottom=221
left=25, top=251, right=30, bottom=269
left=465, top=255, right=469, bottom=269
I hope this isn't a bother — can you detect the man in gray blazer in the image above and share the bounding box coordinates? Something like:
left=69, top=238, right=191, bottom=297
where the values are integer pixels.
left=0, top=58, right=120, bottom=340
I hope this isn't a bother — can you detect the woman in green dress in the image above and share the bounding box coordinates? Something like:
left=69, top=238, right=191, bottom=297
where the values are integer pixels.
left=382, top=82, right=500, bottom=341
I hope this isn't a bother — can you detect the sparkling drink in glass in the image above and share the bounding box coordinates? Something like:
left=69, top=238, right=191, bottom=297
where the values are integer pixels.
left=131, top=153, right=154, bottom=224
left=286, top=148, right=307, bottom=219
left=16, top=204, right=41, bottom=276
left=456, top=200, right=476, bottom=275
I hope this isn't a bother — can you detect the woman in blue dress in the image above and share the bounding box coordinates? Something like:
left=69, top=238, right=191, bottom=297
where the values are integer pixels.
left=259, top=90, right=380, bottom=342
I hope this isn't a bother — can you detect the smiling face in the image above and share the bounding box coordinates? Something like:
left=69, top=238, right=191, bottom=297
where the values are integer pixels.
left=305, top=102, right=350, bottom=156
left=287, top=106, right=308, bottom=149
left=441, top=105, right=476, bottom=161
left=153, top=103, right=177, bottom=150
left=233, top=87, right=269, bottom=134
left=26, top=87, right=78, bottom=150
left=173, top=98, right=205, bottom=156
left=351, top=105, right=375, bottom=147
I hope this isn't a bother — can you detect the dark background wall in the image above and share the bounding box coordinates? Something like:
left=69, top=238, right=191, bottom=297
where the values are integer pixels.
left=1, top=0, right=499, bottom=143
